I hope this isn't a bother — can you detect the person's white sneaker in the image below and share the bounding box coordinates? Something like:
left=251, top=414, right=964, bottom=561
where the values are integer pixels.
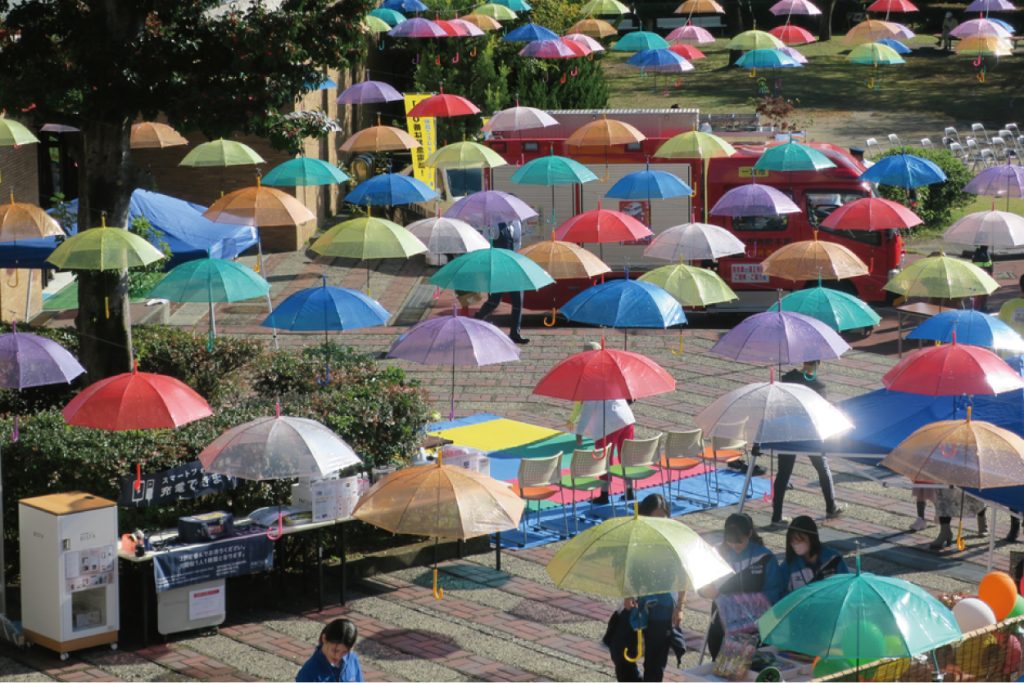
left=910, top=517, right=928, bottom=531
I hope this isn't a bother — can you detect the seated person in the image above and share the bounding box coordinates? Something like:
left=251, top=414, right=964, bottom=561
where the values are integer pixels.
left=778, top=516, right=848, bottom=596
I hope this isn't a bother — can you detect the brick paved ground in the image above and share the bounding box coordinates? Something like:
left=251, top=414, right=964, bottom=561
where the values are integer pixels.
left=5, top=251, right=1021, bottom=681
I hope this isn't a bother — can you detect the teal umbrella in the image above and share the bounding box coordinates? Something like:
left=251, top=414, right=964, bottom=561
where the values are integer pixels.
left=369, top=7, right=406, bottom=25
left=149, top=257, right=270, bottom=345
left=511, top=154, right=598, bottom=230
left=768, top=285, right=880, bottom=331
left=429, top=248, right=555, bottom=293
left=493, top=0, right=533, bottom=10
left=753, top=141, right=836, bottom=172
left=262, top=157, right=349, bottom=186
left=612, top=31, right=669, bottom=52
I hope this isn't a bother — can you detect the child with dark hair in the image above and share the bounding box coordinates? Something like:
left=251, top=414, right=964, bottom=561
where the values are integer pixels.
left=296, top=618, right=364, bottom=682
left=778, top=516, right=848, bottom=596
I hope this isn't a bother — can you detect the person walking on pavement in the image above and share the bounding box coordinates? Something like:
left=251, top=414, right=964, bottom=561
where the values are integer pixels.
left=475, top=219, right=529, bottom=344
left=770, top=360, right=843, bottom=526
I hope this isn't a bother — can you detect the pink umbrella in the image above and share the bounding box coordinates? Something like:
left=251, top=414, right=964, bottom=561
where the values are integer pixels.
left=770, top=0, right=822, bottom=14
left=965, top=164, right=1024, bottom=211
left=564, top=33, right=606, bottom=53
left=951, top=18, right=1011, bottom=37
left=554, top=202, right=653, bottom=243
left=965, top=0, right=1015, bottom=12
left=445, top=190, right=539, bottom=225
left=482, top=105, right=558, bottom=132
left=519, top=38, right=584, bottom=58
left=779, top=45, right=809, bottom=62
left=770, top=24, right=817, bottom=44
left=667, top=23, right=716, bottom=44
left=337, top=80, right=404, bottom=105
left=887, top=20, right=916, bottom=38
left=560, top=35, right=593, bottom=55
left=388, top=17, right=450, bottom=38
left=436, top=18, right=485, bottom=36
left=867, top=0, right=919, bottom=12
left=668, top=43, right=706, bottom=59
left=710, top=183, right=801, bottom=217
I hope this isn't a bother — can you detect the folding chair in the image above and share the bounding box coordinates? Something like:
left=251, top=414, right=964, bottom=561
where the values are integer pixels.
left=1007, top=123, right=1021, bottom=138
left=659, top=428, right=712, bottom=506
left=920, top=138, right=934, bottom=149
left=980, top=148, right=998, bottom=167
left=972, top=122, right=991, bottom=143
left=949, top=142, right=968, bottom=164
left=865, top=138, right=882, bottom=158
left=887, top=133, right=902, bottom=148
left=944, top=126, right=961, bottom=144
left=991, top=137, right=1008, bottom=161
left=608, top=434, right=662, bottom=517
left=512, top=452, right=565, bottom=544
left=966, top=138, right=983, bottom=165
left=558, top=445, right=611, bottom=534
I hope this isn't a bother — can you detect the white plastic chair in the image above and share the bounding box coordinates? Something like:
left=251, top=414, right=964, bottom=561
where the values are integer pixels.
left=949, top=142, right=968, bottom=163
left=944, top=126, right=961, bottom=144
left=972, top=123, right=991, bottom=143
left=980, top=148, right=998, bottom=167
left=513, top=452, right=565, bottom=544
left=1007, top=123, right=1021, bottom=138
left=659, top=428, right=711, bottom=506
left=991, top=137, right=1008, bottom=161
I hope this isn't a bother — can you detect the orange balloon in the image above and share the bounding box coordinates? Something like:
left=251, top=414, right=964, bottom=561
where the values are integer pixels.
left=979, top=571, right=1019, bottom=621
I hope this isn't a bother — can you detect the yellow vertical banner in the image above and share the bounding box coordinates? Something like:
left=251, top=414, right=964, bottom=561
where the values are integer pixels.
left=404, top=94, right=437, bottom=191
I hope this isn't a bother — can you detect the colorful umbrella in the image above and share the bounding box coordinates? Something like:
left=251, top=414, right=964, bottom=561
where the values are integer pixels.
left=369, top=7, right=406, bottom=26
left=955, top=35, right=1013, bottom=56
left=519, top=38, right=585, bottom=59
left=710, top=310, right=851, bottom=364
left=474, top=3, right=519, bottom=20
left=388, top=17, right=449, bottom=38
left=769, top=285, right=880, bottom=332
left=63, top=367, right=212, bottom=430
left=130, top=122, right=188, bottom=150
left=567, top=118, right=647, bottom=149
left=445, top=190, right=538, bottom=225
left=407, top=92, right=481, bottom=118
left=560, top=278, right=687, bottom=329
left=564, top=33, right=606, bottom=53
left=882, top=340, right=1024, bottom=395
left=642, top=222, right=746, bottom=262
left=0, top=194, right=63, bottom=241
left=427, top=141, right=508, bottom=169
left=951, top=18, right=1013, bottom=38
left=878, top=37, right=912, bottom=53
left=311, top=216, right=427, bottom=260
left=568, top=17, right=619, bottom=37
left=655, top=131, right=737, bottom=221
left=429, top=248, right=555, bottom=293
left=867, top=0, right=918, bottom=12
left=735, top=48, right=802, bottom=69
left=907, top=309, right=1024, bottom=352
left=533, top=344, right=676, bottom=401
left=606, top=168, right=693, bottom=200
left=510, top=154, right=598, bottom=185
left=482, top=106, right=559, bottom=132
left=666, top=22, right=715, bottom=44
left=262, top=279, right=390, bottom=333
left=729, top=29, right=786, bottom=50
left=435, top=19, right=486, bottom=37
left=518, top=235, right=611, bottom=279
left=638, top=263, right=738, bottom=306
left=0, top=118, right=39, bottom=147
left=362, top=14, right=394, bottom=33
left=770, top=0, right=822, bottom=14
left=779, top=45, right=810, bottom=63
left=860, top=153, right=946, bottom=188
left=966, top=0, right=1015, bottom=11
left=612, top=31, right=670, bottom=51
left=761, top=237, right=870, bottom=281
left=340, top=124, right=420, bottom=153
left=0, top=325, right=84, bottom=390
left=769, top=24, right=817, bottom=45
left=262, top=157, right=349, bottom=186
left=203, top=183, right=315, bottom=227
left=554, top=203, right=653, bottom=243
left=337, top=80, right=404, bottom=105
left=844, top=18, right=902, bottom=44
left=710, top=183, right=801, bottom=217
left=884, top=254, right=998, bottom=299
left=461, top=12, right=504, bottom=30
left=345, top=173, right=439, bottom=206
left=504, top=22, right=559, bottom=41
left=674, top=0, right=725, bottom=13
left=965, top=164, right=1024, bottom=207
left=493, top=0, right=532, bottom=10
left=626, top=48, right=695, bottom=73
left=819, top=196, right=922, bottom=231
left=46, top=224, right=165, bottom=271
left=407, top=215, right=490, bottom=255
left=668, top=43, right=706, bottom=59
left=580, top=0, right=631, bottom=14
left=754, top=141, right=836, bottom=172
left=848, top=41, right=905, bottom=65
left=179, top=138, right=265, bottom=167
left=944, top=210, right=1024, bottom=248
left=383, top=0, right=427, bottom=11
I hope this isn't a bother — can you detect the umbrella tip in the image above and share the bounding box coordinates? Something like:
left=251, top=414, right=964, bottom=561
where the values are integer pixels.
left=967, top=405, right=972, bottom=422
left=770, top=366, right=775, bottom=383
left=275, top=401, right=282, bottom=417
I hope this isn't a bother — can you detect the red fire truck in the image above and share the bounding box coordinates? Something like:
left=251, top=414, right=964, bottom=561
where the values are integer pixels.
left=472, top=108, right=903, bottom=312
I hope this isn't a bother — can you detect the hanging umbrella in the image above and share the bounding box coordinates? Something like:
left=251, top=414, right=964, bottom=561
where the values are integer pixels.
left=40, top=123, right=80, bottom=134
left=761, top=237, right=870, bottom=281
left=710, top=310, right=851, bottom=364
left=667, top=43, right=706, bottom=59
left=878, top=37, right=912, bottom=53
left=445, top=190, right=538, bottom=226
left=666, top=23, right=715, bottom=44
left=504, top=22, right=559, bottom=41
left=612, top=31, right=670, bottom=51
left=605, top=166, right=694, bottom=228
left=674, top=0, right=725, bottom=12
left=311, top=216, right=427, bottom=260
left=0, top=326, right=84, bottom=390
left=435, top=18, right=485, bottom=37
left=656, top=131, right=737, bottom=222
left=768, top=285, right=880, bottom=332
left=580, top=0, right=631, bottom=14
left=407, top=92, right=481, bottom=118
left=130, top=122, right=188, bottom=150
left=262, top=157, right=349, bottom=186
left=860, top=153, right=946, bottom=188
left=564, top=33, right=607, bottom=53
left=819, top=196, right=923, bottom=231
left=63, top=367, right=212, bottom=430
left=907, top=309, right=1024, bottom=353
left=475, top=3, right=519, bottom=20
left=510, top=154, right=598, bottom=185
left=262, top=279, right=390, bottom=333
left=518, top=236, right=611, bottom=279
left=642, top=222, right=746, bottom=262
left=956, top=35, right=1014, bottom=56
left=345, top=173, right=439, bottom=206
left=844, top=18, right=902, bottom=44
left=429, top=248, right=555, bottom=293
left=735, top=48, right=802, bottom=69
left=493, top=0, right=532, bottom=10
left=369, top=7, right=407, bottom=25
left=388, top=17, right=449, bottom=38
left=0, top=118, right=39, bottom=147
left=769, top=24, right=817, bottom=45
left=867, top=0, right=918, bottom=11
left=46, top=223, right=165, bottom=271
left=426, top=141, right=508, bottom=169
left=340, top=125, right=420, bottom=153
left=754, top=141, right=835, bottom=173
left=729, top=29, right=786, bottom=50
left=965, top=164, right=1024, bottom=211
left=0, top=194, right=64, bottom=241
left=179, top=138, right=265, bottom=167
left=770, top=0, right=822, bottom=13
left=337, top=80, right=404, bottom=105
left=638, top=263, right=738, bottom=306
left=362, top=14, right=394, bottom=33
left=566, top=118, right=647, bottom=149
left=710, top=183, right=801, bottom=217
left=882, top=339, right=1024, bottom=395
left=407, top=215, right=490, bottom=255
left=951, top=18, right=1013, bottom=38
left=482, top=106, right=558, bottom=133
left=626, top=48, right=695, bottom=73
left=383, top=0, right=427, bottom=11
left=568, top=17, right=619, bottom=37
left=533, top=344, right=676, bottom=401
left=966, top=0, right=1015, bottom=11
left=559, top=278, right=687, bottom=330
left=203, top=182, right=315, bottom=227
left=461, top=12, right=504, bottom=30
left=519, top=38, right=586, bottom=59
left=848, top=41, right=905, bottom=65
left=944, top=210, right=1024, bottom=248
left=884, top=254, right=998, bottom=299
left=554, top=203, right=653, bottom=244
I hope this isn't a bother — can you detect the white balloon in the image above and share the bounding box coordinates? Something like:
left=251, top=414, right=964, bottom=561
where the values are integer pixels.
left=953, top=597, right=997, bottom=633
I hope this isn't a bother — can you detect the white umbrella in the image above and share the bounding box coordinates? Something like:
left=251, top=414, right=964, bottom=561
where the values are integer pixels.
left=643, top=222, right=747, bottom=262
left=482, top=106, right=558, bottom=133
left=944, top=210, right=1024, bottom=249
left=406, top=215, right=491, bottom=255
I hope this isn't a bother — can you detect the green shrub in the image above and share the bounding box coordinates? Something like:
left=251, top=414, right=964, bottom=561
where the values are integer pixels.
left=876, top=146, right=974, bottom=231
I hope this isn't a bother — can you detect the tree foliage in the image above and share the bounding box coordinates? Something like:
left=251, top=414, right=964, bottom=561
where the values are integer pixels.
left=876, top=146, right=974, bottom=231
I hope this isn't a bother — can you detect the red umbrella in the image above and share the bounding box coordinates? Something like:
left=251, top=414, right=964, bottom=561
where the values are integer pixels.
left=407, top=91, right=481, bottom=118
left=668, top=43, right=706, bottom=59
left=867, top=0, right=918, bottom=12
left=768, top=24, right=817, bottom=44
left=882, top=339, right=1024, bottom=396
left=555, top=201, right=653, bottom=243
left=533, top=344, right=676, bottom=401
left=819, top=196, right=923, bottom=231
left=63, top=367, right=213, bottom=430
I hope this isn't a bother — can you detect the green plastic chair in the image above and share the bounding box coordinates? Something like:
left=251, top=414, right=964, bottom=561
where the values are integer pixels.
left=559, top=445, right=611, bottom=534
left=608, top=434, right=662, bottom=517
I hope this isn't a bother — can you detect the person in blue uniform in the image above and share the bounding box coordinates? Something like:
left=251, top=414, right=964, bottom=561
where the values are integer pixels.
left=777, top=516, right=848, bottom=596
left=296, top=618, right=364, bottom=682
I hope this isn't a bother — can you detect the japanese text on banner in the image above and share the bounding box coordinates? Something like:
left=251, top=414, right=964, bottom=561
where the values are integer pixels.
left=404, top=94, right=437, bottom=190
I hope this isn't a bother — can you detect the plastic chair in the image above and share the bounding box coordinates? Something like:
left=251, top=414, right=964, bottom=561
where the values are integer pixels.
left=559, top=445, right=611, bottom=534
left=659, top=428, right=711, bottom=506
left=707, top=420, right=749, bottom=504
left=980, top=148, right=998, bottom=168
left=944, top=126, right=961, bottom=144
left=513, top=452, right=565, bottom=544
left=608, top=434, right=662, bottom=517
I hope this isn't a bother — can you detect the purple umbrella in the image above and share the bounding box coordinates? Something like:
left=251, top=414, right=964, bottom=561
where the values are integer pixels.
left=337, top=80, right=404, bottom=105
left=387, top=310, right=520, bottom=418
left=710, top=310, right=850, bottom=364
left=445, top=190, right=539, bottom=226
left=965, top=164, right=1024, bottom=211
left=965, top=0, right=1014, bottom=13
left=710, top=183, right=801, bottom=218
left=950, top=17, right=1012, bottom=38
left=519, top=39, right=580, bottom=59
left=388, top=17, right=450, bottom=38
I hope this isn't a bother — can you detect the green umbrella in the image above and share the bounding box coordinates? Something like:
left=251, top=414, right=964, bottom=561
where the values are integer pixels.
left=0, top=118, right=39, bottom=147
left=179, top=138, right=265, bottom=167
left=639, top=263, right=737, bottom=307
left=727, top=29, right=785, bottom=51
left=369, top=7, right=406, bottom=26
left=426, top=141, right=508, bottom=170
left=429, top=248, right=554, bottom=293
left=579, top=0, right=630, bottom=15
left=262, top=157, right=349, bottom=186
left=769, top=285, right=881, bottom=332
left=612, top=31, right=669, bottom=51
left=311, top=215, right=427, bottom=293
left=655, top=131, right=737, bottom=222
left=848, top=42, right=905, bottom=66
left=363, top=14, right=393, bottom=33
left=475, top=3, right=518, bottom=20
left=753, top=141, right=836, bottom=173
left=884, top=254, right=999, bottom=299
left=46, top=225, right=165, bottom=271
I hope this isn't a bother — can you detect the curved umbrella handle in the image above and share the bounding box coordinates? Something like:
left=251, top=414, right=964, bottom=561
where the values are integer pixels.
left=670, top=329, right=685, bottom=356
left=266, top=510, right=284, bottom=541
left=623, top=629, right=644, bottom=663
left=543, top=308, right=557, bottom=327
left=866, top=78, right=875, bottom=90
left=433, top=567, right=444, bottom=600
left=591, top=446, right=606, bottom=461
left=956, top=515, right=966, bottom=551
left=470, top=46, right=477, bottom=58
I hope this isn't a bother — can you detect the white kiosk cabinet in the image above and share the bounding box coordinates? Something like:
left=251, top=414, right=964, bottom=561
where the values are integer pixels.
left=19, top=492, right=119, bottom=659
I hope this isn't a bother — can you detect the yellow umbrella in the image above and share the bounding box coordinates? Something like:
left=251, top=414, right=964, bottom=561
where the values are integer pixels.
left=844, top=19, right=901, bottom=44
left=568, top=17, right=618, bottom=37
left=426, top=141, right=508, bottom=169
left=461, top=13, right=503, bottom=30
left=130, top=122, right=189, bottom=150
left=639, top=262, right=737, bottom=353
left=761, top=235, right=870, bottom=281
left=202, top=181, right=315, bottom=228
left=340, top=125, right=420, bottom=154
left=0, top=192, right=63, bottom=241
left=353, top=453, right=524, bottom=598
left=956, top=35, right=1013, bottom=56
left=675, top=0, right=725, bottom=13
left=884, top=253, right=998, bottom=299
left=655, top=131, right=737, bottom=222
left=310, top=214, right=427, bottom=292
left=728, top=29, right=786, bottom=50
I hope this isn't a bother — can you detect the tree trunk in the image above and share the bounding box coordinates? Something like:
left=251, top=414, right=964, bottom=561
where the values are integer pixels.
left=819, top=0, right=837, bottom=40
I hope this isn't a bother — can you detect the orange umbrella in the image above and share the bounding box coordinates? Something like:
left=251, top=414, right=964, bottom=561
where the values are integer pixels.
left=519, top=235, right=611, bottom=279
left=568, top=17, right=619, bottom=37
left=0, top=193, right=63, bottom=241
left=675, top=0, right=725, bottom=12
left=340, top=125, right=420, bottom=153
left=761, top=235, right=869, bottom=281
left=567, top=117, right=647, bottom=148
left=202, top=181, right=315, bottom=228
left=130, top=122, right=189, bottom=149
left=844, top=19, right=901, bottom=44
left=460, top=13, right=503, bottom=31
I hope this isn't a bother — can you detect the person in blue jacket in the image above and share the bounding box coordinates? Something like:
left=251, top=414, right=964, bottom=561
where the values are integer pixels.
left=778, top=516, right=848, bottom=596
left=296, top=618, right=364, bottom=682
left=698, top=513, right=783, bottom=660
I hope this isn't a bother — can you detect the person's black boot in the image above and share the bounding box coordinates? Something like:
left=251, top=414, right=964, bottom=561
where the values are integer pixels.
left=1007, top=516, right=1020, bottom=543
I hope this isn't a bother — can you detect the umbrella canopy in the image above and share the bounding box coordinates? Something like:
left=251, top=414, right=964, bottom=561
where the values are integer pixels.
left=883, top=414, right=1024, bottom=489
left=262, top=157, right=349, bottom=186
left=560, top=279, right=688, bottom=329
left=547, top=514, right=732, bottom=597
left=130, top=122, right=188, bottom=150
left=310, top=216, right=427, bottom=260
left=675, top=0, right=725, bottom=13
left=568, top=17, right=619, bottom=37
left=638, top=263, right=738, bottom=307
left=0, top=118, right=39, bottom=147
left=884, top=254, right=999, bottom=299
left=199, top=413, right=361, bottom=480
left=40, top=123, right=80, bottom=134
left=46, top=226, right=165, bottom=271
left=262, top=283, right=390, bottom=332
left=518, top=238, right=611, bottom=279
left=383, top=0, right=427, bottom=11
left=426, top=141, right=508, bottom=169
left=0, top=326, right=84, bottom=389
left=533, top=345, right=676, bottom=401
left=965, top=164, right=1024, bottom=198
left=642, top=222, right=747, bottom=262
left=883, top=340, right=1024, bottom=395
left=860, top=153, right=946, bottom=188
left=695, top=379, right=854, bottom=444
left=369, top=7, right=406, bottom=25
left=340, top=125, right=420, bottom=153
left=759, top=571, right=960, bottom=662
left=781, top=45, right=810, bottom=63
left=407, top=93, right=481, bottom=118
left=482, top=106, right=558, bottom=132
left=429, top=248, right=555, bottom=293
left=668, top=43, right=706, bottom=59
left=605, top=169, right=694, bottom=199
left=493, top=0, right=532, bottom=10
left=769, top=24, right=817, bottom=44
left=337, top=80, right=404, bottom=105
left=566, top=118, right=646, bottom=148
left=612, top=31, right=670, bottom=52
left=710, top=310, right=851, bottom=364
left=944, top=210, right=1024, bottom=248
left=519, top=38, right=584, bottom=59
left=203, top=184, right=316, bottom=227
left=407, top=215, right=490, bottom=255
left=728, top=29, right=786, bottom=50
left=504, top=22, right=559, bottom=41
left=966, top=0, right=1015, bottom=10
left=148, top=257, right=270, bottom=303
left=769, top=286, right=880, bottom=332
left=735, top=48, right=802, bottom=69
left=848, top=41, right=905, bottom=64
left=770, top=0, right=822, bottom=14
left=666, top=23, right=715, bottom=43
left=461, top=12, right=503, bottom=30
left=555, top=205, right=653, bottom=243
left=388, top=17, right=449, bottom=37
left=627, top=48, right=695, bottom=73
left=951, top=17, right=1013, bottom=38
left=956, top=35, right=1014, bottom=56
left=0, top=196, right=63, bottom=241
left=475, top=2, right=519, bottom=20
left=754, top=142, right=836, bottom=172
left=345, top=173, right=439, bottom=206
left=819, top=196, right=922, bottom=231
left=363, top=14, right=393, bottom=32
left=878, top=37, right=912, bottom=53
left=867, top=0, right=918, bottom=11
left=564, top=33, right=607, bottom=53
left=907, top=309, right=1024, bottom=353
left=445, top=190, right=538, bottom=225
left=580, top=0, right=631, bottom=14
left=436, top=19, right=486, bottom=37
left=710, top=183, right=801, bottom=217
left=63, top=369, right=212, bottom=430
left=761, top=238, right=870, bottom=281
left=655, top=130, right=737, bottom=159
left=387, top=312, right=521, bottom=366
left=844, top=18, right=902, bottom=44
left=510, top=155, right=598, bottom=185
left=179, top=139, right=264, bottom=167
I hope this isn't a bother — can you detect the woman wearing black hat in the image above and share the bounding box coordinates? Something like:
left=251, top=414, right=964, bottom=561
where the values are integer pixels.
left=778, top=516, right=848, bottom=597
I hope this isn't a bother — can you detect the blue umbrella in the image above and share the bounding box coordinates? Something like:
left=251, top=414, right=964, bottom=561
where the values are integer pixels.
left=560, top=278, right=686, bottom=348
left=860, top=153, right=946, bottom=188
left=626, top=48, right=693, bottom=73
left=345, top=173, right=438, bottom=206
left=990, top=18, right=1014, bottom=33
left=735, top=48, right=802, bottom=69
left=503, top=22, right=559, bottom=41
left=606, top=169, right=693, bottom=200
left=878, top=38, right=912, bottom=54
left=907, top=309, right=1024, bottom=352
left=382, top=0, right=427, bottom=12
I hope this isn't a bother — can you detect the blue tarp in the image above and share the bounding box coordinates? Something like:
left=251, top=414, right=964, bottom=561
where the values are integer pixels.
left=0, top=189, right=259, bottom=269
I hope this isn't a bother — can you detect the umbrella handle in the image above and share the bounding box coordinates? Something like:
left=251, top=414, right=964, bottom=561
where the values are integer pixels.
left=670, top=329, right=684, bottom=356
left=452, top=51, right=460, bottom=64
left=956, top=515, right=966, bottom=551
left=470, top=47, right=477, bottom=57
left=866, top=78, right=875, bottom=90
left=543, top=308, right=557, bottom=327
left=623, top=628, right=644, bottom=663
left=432, top=567, right=444, bottom=600
left=267, top=511, right=284, bottom=541
left=134, top=463, right=142, bottom=492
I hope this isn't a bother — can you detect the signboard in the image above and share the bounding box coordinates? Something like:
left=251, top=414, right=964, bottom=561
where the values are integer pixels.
left=731, top=263, right=769, bottom=284
left=119, top=460, right=237, bottom=509
left=404, top=94, right=438, bottom=190
left=738, top=167, right=770, bottom=178
left=619, top=200, right=652, bottom=245
left=189, top=585, right=226, bottom=621
left=153, top=534, right=273, bottom=592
